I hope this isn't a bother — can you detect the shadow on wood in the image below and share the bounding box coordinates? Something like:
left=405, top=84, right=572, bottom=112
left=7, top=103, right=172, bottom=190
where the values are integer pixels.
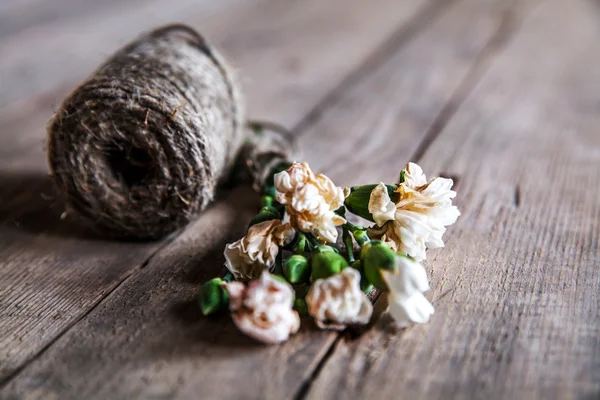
left=0, top=170, right=103, bottom=240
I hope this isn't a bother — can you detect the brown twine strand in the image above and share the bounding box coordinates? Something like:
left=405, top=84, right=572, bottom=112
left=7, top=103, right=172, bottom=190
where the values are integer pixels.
left=47, top=24, right=244, bottom=240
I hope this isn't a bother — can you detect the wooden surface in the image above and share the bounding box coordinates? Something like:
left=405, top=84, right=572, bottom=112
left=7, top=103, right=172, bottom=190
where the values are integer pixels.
left=0, top=0, right=598, bottom=399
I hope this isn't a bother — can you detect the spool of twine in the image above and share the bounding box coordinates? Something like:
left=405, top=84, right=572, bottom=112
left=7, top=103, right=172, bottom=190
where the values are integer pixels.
left=47, top=25, right=244, bottom=240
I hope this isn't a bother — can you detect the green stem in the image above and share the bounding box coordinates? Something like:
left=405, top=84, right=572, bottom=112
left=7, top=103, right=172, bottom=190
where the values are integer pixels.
left=343, top=222, right=362, bottom=232
left=274, top=250, right=283, bottom=275
left=306, top=233, right=321, bottom=249
left=343, top=226, right=355, bottom=263
left=343, top=222, right=370, bottom=246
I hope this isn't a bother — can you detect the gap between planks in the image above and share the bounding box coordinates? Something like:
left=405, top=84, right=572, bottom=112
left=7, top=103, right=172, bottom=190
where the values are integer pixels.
left=292, top=3, right=526, bottom=399
left=1, top=0, right=516, bottom=396
left=0, top=0, right=444, bottom=389
left=0, top=0, right=432, bottom=385
left=305, top=0, right=600, bottom=398
left=1, top=0, right=534, bottom=397
left=0, top=233, right=178, bottom=387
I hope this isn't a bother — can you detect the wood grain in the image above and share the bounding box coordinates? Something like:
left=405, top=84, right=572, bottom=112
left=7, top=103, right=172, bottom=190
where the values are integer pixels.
left=306, top=1, right=600, bottom=399
left=0, top=0, right=430, bottom=387
left=0, top=0, right=257, bottom=105
left=0, top=0, right=515, bottom=398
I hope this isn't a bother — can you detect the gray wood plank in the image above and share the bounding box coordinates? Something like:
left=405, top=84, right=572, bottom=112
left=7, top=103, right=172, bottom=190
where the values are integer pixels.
left=306, top=1, right=600, bottom=399
left=0, top=0, right=260, bottom=106
left=0, top=0, right=513, bottom=398
left=0, top=0, right=430, bottom=386
left=0, top=0, right=240, bottom=39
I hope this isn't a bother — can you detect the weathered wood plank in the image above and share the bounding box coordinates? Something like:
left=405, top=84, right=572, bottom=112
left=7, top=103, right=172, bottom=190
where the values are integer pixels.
left=0, top=0, right=144, bottom=38
left=0, top=0, right=514, bottom=398
left=306, top=1, right=600, bottom=399
left=0, top=0, right=258, bottom=105
left=0, top=0, right=431, bottom=385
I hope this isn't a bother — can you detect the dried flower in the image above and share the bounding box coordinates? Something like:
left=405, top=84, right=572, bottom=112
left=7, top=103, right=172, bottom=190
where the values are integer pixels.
left=274, top=162, right=346, bottom=243
left=224, top=219, right=295, bottom=280
left=306, top=268, right=372, bottom=330
left=225, top=271, right=300, bottom=344
left=367, top=162, right=460, bottom=261
left=382, top=255, right=434, bottom=328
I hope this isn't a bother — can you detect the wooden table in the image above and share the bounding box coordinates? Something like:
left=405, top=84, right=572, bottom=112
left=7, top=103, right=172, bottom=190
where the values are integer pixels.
left=1, top=0, right=599, bottom=398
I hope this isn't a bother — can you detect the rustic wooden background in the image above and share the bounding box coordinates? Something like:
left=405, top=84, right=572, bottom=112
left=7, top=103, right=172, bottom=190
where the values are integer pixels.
left=1, top=0, right=599, bottom=399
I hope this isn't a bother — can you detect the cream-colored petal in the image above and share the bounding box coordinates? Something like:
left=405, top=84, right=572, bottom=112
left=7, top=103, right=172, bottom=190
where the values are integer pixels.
left=368, top=183, right=396, bottom=227
left=224, top=240, right=263, bottom=280
left=229, top=271, right=300, bottom=344
left=271, top=222, right=296, bottom=246
left=367, top=164, right=460, bottom=260
left=224, top=220, right=294, bottom=281
left=402, top=162, right=428, bottom=188
left=307, top=269, right=372, bottom=330
left=274, top=162, right=346, bottom=244
left=367, top=222, right=400, bottom=252
left=224, top=281, right=246, bottom=311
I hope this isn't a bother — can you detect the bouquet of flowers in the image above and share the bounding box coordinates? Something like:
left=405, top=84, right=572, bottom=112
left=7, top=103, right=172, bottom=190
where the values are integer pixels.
left=198, top=160, right=459, bottom=344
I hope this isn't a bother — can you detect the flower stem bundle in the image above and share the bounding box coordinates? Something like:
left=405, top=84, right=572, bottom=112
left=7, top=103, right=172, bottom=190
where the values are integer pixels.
left=198, top=156, right=460, bottom=344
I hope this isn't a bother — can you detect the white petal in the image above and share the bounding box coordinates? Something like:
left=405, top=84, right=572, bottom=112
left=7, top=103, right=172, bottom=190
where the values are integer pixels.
left=388, top=292, right=434, bottom=328
left=392, top=212, right=432, bottom=261
left=382, top=256, right=430, bottom=297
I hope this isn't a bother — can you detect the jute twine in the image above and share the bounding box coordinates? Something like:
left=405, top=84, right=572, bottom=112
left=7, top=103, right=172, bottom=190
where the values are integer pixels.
left=47, top=25, right=245, bottom=240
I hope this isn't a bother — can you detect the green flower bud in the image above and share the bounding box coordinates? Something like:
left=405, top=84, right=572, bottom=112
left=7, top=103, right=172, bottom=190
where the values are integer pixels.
left=249, top=206, right=281, bottom=227
left=360, top=279, right=374, bottom=294
left=260, top=195, right=274, bottom=208
left=197, top=278, right=229, bottom=316
left=360, top=240, right=376, bottom=260
left=294, top=234, right=308, bottom=253
left=344, top=184, right=398, bottom=222
left=264, top=184, right=277, bottom=199
left=351, top=260, right=373, bottom=293
left=362, top=241, right=398, bottom=291
left=293, top=297, right=308, bottom=315
left=283, top=255, right=310, bottom=284
left=353, top=229, right=370, bottom=246
left=311, top=250, right=349, bottom=281
left=314, top=245, right=336, bottom=254
left=285, top=232, right=308, bottom=253
left=350, top=259, right=362, bottom=271
left=271, top=273, right=289, bottom=285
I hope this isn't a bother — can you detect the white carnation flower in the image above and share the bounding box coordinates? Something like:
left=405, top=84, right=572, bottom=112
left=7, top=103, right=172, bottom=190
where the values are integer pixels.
left=306, top=268, right=372, bottom=330
left=382, top=256, right=434, bottom=328
left=367, top=162, right=460, bottom=261
left=224, top=219, right=295, bottom=281
left=274, top=162, right=346, bottom=243
left=225, top=271, right=300, bottom=344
